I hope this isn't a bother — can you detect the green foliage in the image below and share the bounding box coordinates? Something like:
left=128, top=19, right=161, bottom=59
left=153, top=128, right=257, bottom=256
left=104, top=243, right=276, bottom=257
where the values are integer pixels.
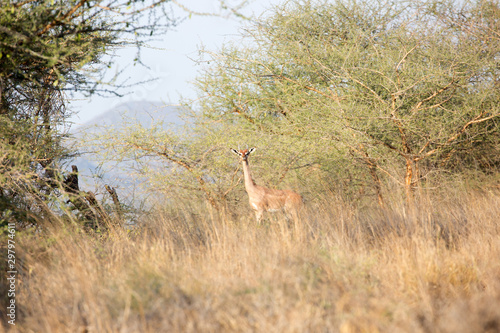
left=192, top=0, right=500, bottom=204
left=90, top=114, right=246, bottom=211
left=0, top=1, right=107, bottom=95
left=0, top=0, right=178, bottom=225
left=82, top=0, right=500, bottom=211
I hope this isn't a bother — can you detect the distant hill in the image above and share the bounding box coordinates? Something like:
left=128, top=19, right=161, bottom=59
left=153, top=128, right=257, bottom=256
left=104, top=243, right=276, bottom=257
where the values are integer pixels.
left=68, top=100, right=187, bottom=200
left=72, top=100, right=186, bottom=132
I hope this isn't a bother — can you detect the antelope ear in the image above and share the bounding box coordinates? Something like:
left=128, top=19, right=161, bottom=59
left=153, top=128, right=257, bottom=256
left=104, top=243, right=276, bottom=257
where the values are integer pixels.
left=230, top=148, right=240, bottom=155
left=248, top=147, right=256, bottom=154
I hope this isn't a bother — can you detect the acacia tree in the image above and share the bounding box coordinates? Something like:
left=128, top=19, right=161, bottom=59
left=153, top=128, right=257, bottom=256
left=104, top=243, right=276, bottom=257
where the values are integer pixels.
left=0, top=0, right=177, bottom=224
left=91, top=119, right=243, bottom=211
left=193, top=0, right=500, bottom=205
left=0, top=0, right=248, bottom=224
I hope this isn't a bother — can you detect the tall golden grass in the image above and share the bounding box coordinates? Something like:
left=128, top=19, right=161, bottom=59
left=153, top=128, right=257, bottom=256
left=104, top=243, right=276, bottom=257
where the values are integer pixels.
left=8, top=187, right=500, bottom=332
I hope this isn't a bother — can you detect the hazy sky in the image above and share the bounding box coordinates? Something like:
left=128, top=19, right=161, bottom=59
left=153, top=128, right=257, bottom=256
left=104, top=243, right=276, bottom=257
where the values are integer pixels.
left=69, top=0, right=282, bottom=126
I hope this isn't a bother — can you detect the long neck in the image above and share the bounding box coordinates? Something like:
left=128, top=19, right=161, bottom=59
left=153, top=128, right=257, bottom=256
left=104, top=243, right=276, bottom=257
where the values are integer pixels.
left=242, top=159, right=256, bottom=192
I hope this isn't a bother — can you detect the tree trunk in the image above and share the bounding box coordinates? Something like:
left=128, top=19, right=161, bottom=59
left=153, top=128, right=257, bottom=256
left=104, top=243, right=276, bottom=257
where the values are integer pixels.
left=404, top=157, right=417, bottom=207
left=358, top=146, right=385, bottom=208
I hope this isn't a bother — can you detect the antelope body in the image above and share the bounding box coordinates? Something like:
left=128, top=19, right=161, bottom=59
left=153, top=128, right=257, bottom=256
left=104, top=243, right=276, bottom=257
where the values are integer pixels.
left=231, top=148, right=303, bottom=223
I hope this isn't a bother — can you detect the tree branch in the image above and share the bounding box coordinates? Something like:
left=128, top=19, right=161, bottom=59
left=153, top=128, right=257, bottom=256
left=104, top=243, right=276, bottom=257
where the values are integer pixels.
left=38, top=0, right=88, bottom=36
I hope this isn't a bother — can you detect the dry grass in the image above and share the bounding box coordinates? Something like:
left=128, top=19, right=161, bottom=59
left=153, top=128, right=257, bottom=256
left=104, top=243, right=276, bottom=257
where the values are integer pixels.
left=7, top=188, right=500, bottom=332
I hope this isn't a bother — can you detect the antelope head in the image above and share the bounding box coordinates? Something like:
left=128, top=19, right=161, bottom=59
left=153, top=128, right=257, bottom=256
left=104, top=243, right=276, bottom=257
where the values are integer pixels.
left=231, top=147, right=256, bottom=162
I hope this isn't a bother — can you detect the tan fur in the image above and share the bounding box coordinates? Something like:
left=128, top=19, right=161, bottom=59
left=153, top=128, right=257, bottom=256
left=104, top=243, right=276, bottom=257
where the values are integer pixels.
left=232, top=148, right=303, bottom=223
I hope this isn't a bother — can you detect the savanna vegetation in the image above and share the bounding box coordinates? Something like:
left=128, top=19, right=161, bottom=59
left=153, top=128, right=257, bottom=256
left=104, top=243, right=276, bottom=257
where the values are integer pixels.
left=2, top=0, right=500, bottom=332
